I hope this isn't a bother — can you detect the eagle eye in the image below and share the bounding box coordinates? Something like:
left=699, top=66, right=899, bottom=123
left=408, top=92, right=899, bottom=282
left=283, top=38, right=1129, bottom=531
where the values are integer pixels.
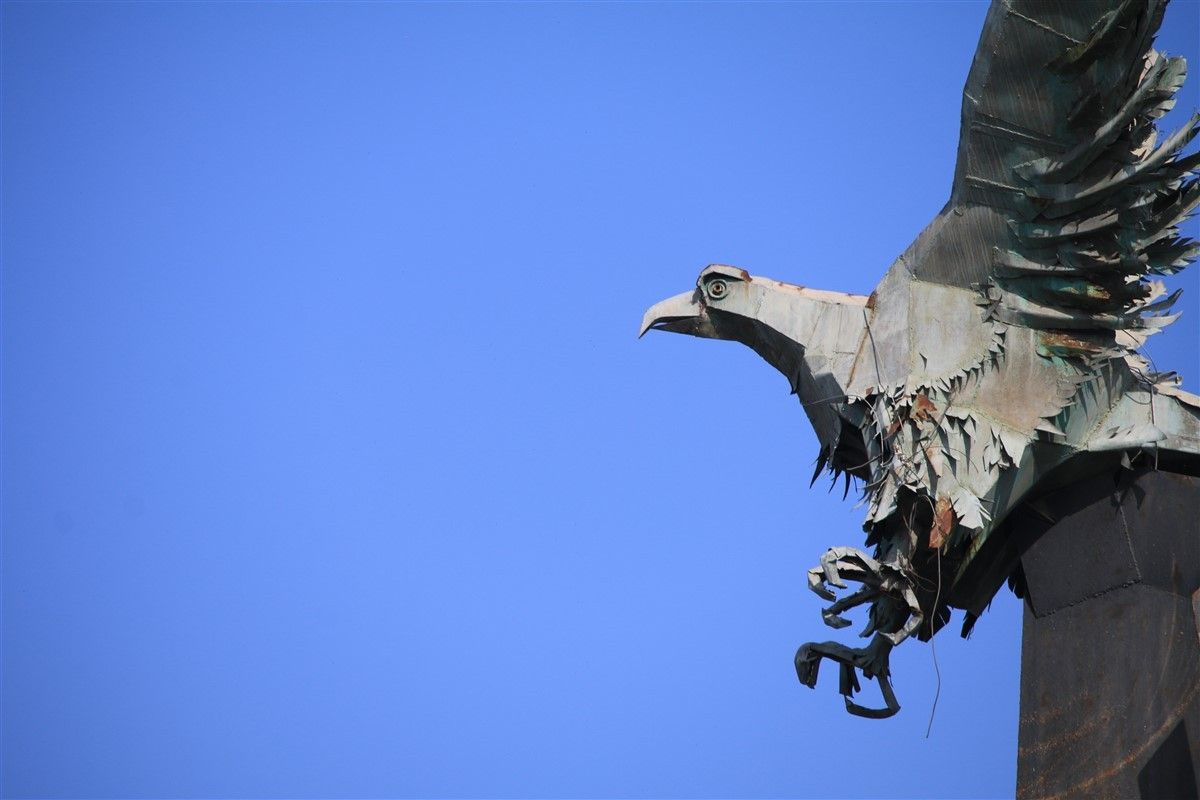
left=705, top=279, right=729, bottom=300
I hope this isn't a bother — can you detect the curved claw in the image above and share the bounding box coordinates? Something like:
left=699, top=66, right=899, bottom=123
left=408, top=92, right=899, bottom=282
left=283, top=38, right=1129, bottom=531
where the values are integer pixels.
left=821, top=610, right=854, bottom=629
left=881, top=607, right=923, bottom=646
left=796, top=545, right=929, bottom=716
left=807, top=547, right=871, bottom=603
left=820, top=585, right=878, bottom=630
left=806, top=546, right=925, bottom=646
left=807, top=565, right=838, bottom=601
left=807, top=549, right=882, bottom=615
left=794, top=636, right=901, bottom=719
left=821, top=553, right=847, bottom=591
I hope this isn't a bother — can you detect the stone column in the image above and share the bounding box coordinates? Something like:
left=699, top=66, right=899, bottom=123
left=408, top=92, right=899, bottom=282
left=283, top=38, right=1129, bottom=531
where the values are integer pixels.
left=1016, top=469, right=1200, bottom=800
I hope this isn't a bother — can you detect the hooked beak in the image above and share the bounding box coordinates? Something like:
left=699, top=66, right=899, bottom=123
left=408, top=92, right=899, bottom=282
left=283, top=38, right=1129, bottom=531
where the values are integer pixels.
left=639, top=289, right=715, bottom=338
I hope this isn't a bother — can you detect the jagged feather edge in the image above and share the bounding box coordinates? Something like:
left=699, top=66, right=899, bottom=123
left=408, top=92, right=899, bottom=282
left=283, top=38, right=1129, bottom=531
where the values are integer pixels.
left=994, top=25, right=1198, bottom=347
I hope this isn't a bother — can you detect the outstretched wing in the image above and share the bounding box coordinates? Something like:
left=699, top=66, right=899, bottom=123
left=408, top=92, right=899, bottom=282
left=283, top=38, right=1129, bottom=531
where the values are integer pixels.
left=906, top=0, right=1197, bottom=357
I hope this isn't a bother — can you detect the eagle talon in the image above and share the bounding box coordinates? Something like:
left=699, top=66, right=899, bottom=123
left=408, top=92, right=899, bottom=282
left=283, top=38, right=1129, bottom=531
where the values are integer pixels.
left=820, top=585, right=879, bottom=630
left=795, top=636, right=901, bottom=719
left=806, top=547, right=924, bottom=644
left=822, top=610, right=854, bottom=629
left=807, top=566, right=838, bottom=601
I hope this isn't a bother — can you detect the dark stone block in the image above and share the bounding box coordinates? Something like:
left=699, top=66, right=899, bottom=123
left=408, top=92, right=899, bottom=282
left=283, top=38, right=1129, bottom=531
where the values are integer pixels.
left=1123, top=471, right=1200, bottom=600
left=1016, top=469, right=1200, bottom=800
left=1019, top=481, right=1141, bottom=618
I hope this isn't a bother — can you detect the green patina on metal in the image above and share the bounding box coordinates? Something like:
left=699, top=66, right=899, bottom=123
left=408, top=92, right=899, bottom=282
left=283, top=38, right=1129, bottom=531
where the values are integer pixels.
left=641, top=0, right=1200, bottom=718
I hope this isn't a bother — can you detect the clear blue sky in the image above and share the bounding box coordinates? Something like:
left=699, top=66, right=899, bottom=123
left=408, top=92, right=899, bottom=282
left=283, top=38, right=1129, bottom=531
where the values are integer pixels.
left=2, top=1, right=1197, bottom=797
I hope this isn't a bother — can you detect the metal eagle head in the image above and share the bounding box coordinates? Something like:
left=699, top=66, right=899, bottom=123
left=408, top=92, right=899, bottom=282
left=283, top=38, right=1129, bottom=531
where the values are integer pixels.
left=641, top=0, right=1200, bottom=718
left=642, top=265, right=871, bottom=467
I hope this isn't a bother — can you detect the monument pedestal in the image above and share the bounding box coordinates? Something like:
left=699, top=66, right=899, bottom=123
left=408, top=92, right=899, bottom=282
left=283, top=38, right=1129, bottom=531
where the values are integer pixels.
left=1015, top=469, right=1200, bottom=800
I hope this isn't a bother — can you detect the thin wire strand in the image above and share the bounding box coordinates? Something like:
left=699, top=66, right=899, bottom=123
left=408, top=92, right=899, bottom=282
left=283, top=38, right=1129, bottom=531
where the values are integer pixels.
left=925, top=549, right=943, bottom=739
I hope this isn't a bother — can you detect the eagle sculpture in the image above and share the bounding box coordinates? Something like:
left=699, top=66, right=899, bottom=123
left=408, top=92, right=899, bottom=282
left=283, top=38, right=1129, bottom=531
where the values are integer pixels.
left=641, top=0, right=1199, bottom=718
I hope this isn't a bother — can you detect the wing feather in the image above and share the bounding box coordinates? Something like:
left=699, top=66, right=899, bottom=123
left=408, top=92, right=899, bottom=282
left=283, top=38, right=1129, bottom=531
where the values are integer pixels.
left=903, top=0, right=1196, bottom=351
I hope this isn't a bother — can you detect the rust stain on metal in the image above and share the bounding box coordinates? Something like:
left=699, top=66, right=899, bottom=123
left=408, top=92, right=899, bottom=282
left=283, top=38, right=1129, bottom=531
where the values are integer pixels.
left=930, top=495, right=955, bottom=550
left=912, top=392, right=938, bottom=422
left=1038, top=331, right=1104, bottom=355
left=1022, top=678, right=1200, bottom=800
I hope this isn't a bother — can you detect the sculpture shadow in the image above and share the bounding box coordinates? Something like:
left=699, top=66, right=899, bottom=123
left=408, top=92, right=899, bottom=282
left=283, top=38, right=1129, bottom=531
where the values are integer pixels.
left=1138, top=719, right=1198, bottom=800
